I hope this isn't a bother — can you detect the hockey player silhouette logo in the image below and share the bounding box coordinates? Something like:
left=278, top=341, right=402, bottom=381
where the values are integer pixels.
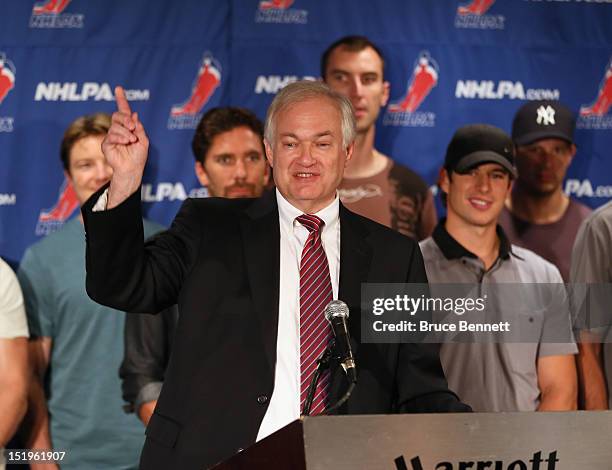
left=0, top=53, right=16, bottom=105
left=37, top=179, right=79, bottom=231
left=388, top=52, right=438, bottom=114
left=580, top=58, right=612, bottom=117
left=259, top=0, right=294, bottom=9
left=171, top=54, right=221, bottom=117
left=32, top=0, right=71, bottom=15
left=457, top=0, right=495, bottom=15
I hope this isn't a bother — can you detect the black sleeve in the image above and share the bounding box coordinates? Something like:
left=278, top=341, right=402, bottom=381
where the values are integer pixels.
left=120, top=305, right=179, bottom=412
left=82, top=185, right=203, bottom=313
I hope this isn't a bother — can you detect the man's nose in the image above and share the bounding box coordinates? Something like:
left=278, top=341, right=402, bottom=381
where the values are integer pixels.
left=348, top=76, right=363, bottom=98
left=235, top=158, right=247, bottom=180
left=475, top=173, right=492, bottom=192
left=98, top=162, right=113, bottom=181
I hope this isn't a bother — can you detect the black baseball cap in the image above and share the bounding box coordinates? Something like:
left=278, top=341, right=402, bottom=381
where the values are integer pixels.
left=512, top=100, right=575, bottom=146
left=444, top=124, right=517, bottom=178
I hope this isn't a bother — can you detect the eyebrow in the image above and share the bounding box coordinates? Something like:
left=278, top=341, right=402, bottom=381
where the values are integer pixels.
left=279, top=131, right=334, bottom=139
left=329, top=68, right=380, bottom=78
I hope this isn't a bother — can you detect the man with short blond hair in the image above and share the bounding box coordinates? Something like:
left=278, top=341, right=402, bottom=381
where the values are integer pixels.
left=18, top=113, right=162, bottom=470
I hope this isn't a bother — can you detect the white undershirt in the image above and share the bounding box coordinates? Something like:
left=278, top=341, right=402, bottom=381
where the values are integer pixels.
left=255, top=189, right=340, bottom=441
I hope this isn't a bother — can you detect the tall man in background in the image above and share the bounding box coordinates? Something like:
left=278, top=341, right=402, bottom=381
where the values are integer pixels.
left=121, top=106, right=270, bottom=426
left=18, top=113, right=163, bottom=470
left=499, top=100, right=591, bottom=281
left=322, top=35, right=437, bottom=239
left=83, top=82, right=468, bottom=469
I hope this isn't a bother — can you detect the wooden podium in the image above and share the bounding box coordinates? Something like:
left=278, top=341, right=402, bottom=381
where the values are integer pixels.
left=212, top=412, right=612, bottom=469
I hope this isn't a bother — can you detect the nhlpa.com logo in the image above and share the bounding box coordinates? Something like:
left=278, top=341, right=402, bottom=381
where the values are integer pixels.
left=168, top=53, right=222, bottom=130
left=254, top=75, right=316, bottom=94
left=30, top=0, right=84, bottom=29
left=455, top=80, right=559, bottom=101
left=34, top=82, right=149, bottom=102
left=455, top=0, right=504, bottom=30
left=141, top=182, right=208, bottom=203
left=0, top=52, right=16, bottom=133
left=255, top=0, right=308, bottom=24
left=577, top=58, right=612, bottom=130
left=383, top=51, right=438, bottom=128
left=35, top=178, right=79, bottom=236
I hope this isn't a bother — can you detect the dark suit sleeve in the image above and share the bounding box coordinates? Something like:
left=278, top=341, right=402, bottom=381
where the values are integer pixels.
left=396, top=242, right=471, bottom=413
left=82, top=186, right=202, bottom=313
left=120, top=305, right=178, bottom=412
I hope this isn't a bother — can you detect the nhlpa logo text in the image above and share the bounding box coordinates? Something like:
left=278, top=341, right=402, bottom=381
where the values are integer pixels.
left=395, top=450, right=559, bottom=470
left=255, top=0, right=308, bottom=24
left=577, top=57, right=612, bottom=130
left=455, top=80, right=559, bottom=101
left=0, top=52, right=16, bottom=133
left=34, top=82, right=149, bottom=102
left=168, top=53, right=221, bottom=130
left=383, top=51, right=438, bottom=128
left=35, top=179, right=79, bottom=236
left=455, top=0, right=504, bottom=30
left=30, top=0, right=84, bottom=29
left=254, top=75, right=316, bottom=94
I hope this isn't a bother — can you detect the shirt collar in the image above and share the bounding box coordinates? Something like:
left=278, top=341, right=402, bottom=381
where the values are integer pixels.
left=276, top=188, right=340, bottom=232
left=432, top=218, right=513, bottom=261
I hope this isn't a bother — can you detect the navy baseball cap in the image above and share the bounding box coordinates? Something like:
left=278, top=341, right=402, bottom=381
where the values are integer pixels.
left=512, top=100, right=575, bottom=146
left=444, top=124, right=517, bottom=178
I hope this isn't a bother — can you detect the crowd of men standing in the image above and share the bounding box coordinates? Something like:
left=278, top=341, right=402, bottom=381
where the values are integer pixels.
left=0, top=35, right=610, bottom=470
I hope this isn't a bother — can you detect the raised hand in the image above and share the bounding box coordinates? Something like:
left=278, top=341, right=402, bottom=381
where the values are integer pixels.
left=103, top=86, right=149, bottom=208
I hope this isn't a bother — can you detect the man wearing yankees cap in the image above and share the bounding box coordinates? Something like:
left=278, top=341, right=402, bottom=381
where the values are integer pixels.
left=499, top=100, right=591, bottom=283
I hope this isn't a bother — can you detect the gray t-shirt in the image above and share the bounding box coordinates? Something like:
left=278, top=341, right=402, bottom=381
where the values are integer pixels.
left=499, top=198, right=592, bottom=282
left=419, top=223, right=577, bottom=412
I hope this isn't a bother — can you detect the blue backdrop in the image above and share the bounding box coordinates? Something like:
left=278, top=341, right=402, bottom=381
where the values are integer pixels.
left=1, top=0, right=611, bottom=265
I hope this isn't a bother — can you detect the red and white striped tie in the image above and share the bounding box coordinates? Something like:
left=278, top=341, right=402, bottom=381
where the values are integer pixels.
left=297, top=214, right=333, bottom=415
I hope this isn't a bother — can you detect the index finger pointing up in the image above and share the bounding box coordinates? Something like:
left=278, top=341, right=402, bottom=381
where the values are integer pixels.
left=115, top=86, right=132, bottom=115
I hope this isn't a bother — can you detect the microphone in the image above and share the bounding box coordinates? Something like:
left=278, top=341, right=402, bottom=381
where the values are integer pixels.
left=324, top=300, right=357, bottom=383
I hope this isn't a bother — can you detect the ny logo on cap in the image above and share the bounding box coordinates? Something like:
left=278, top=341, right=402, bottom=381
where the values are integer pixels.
left=536, top=105, right=556, bottom=126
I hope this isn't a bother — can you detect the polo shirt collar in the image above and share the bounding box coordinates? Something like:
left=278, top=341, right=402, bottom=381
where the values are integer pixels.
left=432, top=218, right=513, bottom=261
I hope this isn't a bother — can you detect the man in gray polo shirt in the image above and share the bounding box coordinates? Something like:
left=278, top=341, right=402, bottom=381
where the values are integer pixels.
left=420, top=124, right=577, bottom=411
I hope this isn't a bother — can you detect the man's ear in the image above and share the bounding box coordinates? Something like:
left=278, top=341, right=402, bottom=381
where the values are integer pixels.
left=569, top=143, right=577, bottom=160
left=344, top=141, right=354, bottom=166
left=438, top=167, right=450, bottom=195
left=381, top=80, right=390, bottom=107
left=194, top=161, right=209, bottom=187
left=264, top=139, right=274, bottom=168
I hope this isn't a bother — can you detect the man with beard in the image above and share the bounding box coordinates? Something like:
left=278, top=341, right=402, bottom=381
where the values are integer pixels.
left=120, top=107, right=270, bottom=426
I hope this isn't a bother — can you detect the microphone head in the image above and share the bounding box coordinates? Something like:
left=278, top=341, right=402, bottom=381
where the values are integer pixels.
left=324, top=299, right=349, bottom=322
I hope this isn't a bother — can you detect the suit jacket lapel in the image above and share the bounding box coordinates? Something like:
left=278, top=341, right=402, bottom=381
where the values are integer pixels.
left=241, top=191, right=280, bottom=373
left=330, top=205, right=372, bottom=404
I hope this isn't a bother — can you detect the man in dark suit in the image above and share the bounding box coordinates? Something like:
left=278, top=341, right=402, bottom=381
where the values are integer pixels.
left=83, top=81, right=468, bottom=470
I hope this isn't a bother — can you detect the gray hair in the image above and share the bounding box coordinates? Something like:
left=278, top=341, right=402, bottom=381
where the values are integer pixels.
left=264, top=80, right=356, bottom=148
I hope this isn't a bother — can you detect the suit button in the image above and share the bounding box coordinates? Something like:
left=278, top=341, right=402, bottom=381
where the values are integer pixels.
left=237, top=448, right=244, bottom=453
left=257, top=395, right=268, bottom=404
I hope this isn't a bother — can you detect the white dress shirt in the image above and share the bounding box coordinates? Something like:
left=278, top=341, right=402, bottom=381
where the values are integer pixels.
left=255, top=189, right=340, bottom=441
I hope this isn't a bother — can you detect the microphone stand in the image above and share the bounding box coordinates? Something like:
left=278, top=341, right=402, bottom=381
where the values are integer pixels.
left=301, top=340, right=334, bottom=417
